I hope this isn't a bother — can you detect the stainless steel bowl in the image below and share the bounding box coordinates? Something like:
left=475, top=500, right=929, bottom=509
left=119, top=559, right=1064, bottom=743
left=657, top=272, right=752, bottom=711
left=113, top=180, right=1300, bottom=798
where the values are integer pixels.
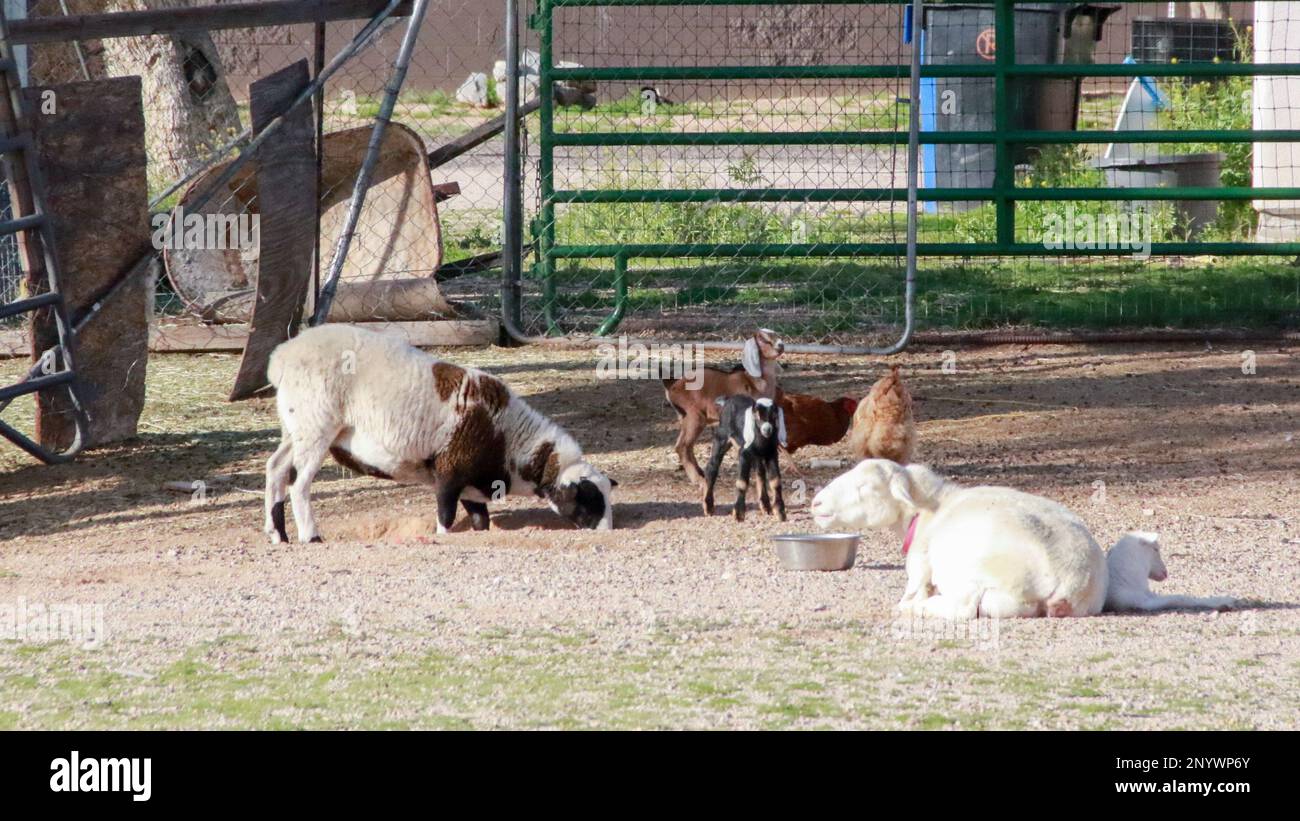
left=771, top=533, right=859, bottom=571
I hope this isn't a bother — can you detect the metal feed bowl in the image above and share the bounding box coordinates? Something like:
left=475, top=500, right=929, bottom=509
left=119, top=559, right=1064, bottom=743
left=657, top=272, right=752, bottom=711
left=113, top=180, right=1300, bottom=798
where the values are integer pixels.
left=771, top=533, right=860, bottom=572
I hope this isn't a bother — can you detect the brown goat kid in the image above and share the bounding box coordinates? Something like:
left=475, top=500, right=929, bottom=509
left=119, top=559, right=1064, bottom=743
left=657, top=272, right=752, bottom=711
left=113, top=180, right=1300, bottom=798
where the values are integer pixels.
left=663, top=329, right=784, bottom=487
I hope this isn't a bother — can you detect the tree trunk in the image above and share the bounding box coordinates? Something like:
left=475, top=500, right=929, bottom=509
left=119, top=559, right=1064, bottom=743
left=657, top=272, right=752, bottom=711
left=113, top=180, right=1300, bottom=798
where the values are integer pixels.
left=101, top=0, right=242, bottom=193
left=27, top=0, right=244, bottom=194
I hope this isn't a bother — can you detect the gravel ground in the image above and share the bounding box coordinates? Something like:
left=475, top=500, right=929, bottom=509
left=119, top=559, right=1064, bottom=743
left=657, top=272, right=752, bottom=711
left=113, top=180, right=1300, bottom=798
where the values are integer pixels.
left=0, top=343, right=1298, bottom=729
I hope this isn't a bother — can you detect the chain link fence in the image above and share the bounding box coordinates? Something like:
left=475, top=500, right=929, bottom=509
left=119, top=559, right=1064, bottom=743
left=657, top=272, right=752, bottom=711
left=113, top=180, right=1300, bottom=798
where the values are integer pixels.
left=520, top=0, right=914, bottom=345
left=3, top=0, right=1300, bottom=354
left=520, top=0, right=1300, bottom=343
left=3, top=0, right=520, bottom=348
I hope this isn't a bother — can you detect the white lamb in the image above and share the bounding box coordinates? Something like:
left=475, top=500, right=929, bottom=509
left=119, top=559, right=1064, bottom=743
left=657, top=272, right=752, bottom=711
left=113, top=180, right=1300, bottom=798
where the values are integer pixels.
left=811, top=460, right=1236, bottom=618
left=1103, top=531, right=1237, bottom=612
left=264, top=325, right=615, bottom=542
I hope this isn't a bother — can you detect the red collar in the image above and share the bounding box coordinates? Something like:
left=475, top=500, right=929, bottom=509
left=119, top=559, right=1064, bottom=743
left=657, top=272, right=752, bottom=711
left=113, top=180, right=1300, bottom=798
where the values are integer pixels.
left=902, top=515, right=919, bottom=556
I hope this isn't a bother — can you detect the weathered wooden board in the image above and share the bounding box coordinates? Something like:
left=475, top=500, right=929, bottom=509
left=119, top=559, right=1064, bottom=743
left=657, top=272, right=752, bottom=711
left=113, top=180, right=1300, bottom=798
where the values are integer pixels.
left=229, top=60, right=318, bottom=401
left=26, top=77, right=150, bottom=450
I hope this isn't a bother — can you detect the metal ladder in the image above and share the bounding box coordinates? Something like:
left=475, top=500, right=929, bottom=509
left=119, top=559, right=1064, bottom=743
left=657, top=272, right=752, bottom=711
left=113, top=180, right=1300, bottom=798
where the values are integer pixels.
left=0, top=9, right=87, bottom=464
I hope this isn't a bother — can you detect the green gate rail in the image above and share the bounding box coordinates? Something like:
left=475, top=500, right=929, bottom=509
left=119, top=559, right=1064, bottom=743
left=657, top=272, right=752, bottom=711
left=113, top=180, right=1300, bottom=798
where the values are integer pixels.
left=527, top=0, right=1300, bottom=338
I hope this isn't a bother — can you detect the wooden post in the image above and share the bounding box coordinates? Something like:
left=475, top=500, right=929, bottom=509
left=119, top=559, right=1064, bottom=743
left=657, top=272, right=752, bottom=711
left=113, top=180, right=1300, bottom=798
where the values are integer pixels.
left=26, top=77, right=150, bottom=448
left=230, top=60, right=318, bottom=401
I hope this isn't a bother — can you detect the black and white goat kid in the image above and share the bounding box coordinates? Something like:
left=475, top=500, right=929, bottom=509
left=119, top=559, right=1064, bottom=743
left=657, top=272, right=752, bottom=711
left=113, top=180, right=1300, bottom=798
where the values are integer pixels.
left=702, top=396, right=787, bottom=522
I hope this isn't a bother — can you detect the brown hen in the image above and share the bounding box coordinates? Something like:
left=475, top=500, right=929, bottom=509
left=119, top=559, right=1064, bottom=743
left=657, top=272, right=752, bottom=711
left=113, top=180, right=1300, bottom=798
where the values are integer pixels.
left=848, top=365, right=915, bottom=464
left=778, top=393, right=858, bottom=454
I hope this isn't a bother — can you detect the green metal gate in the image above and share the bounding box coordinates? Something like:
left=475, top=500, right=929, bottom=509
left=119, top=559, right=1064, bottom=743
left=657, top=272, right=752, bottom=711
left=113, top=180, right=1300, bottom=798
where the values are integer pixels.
left=505, top=0, right=1300, bottom=346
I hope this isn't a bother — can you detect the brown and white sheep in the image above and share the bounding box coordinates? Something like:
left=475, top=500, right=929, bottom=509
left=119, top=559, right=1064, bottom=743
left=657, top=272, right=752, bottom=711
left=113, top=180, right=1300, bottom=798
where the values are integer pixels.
left=263, top=325, right=615, bottom=542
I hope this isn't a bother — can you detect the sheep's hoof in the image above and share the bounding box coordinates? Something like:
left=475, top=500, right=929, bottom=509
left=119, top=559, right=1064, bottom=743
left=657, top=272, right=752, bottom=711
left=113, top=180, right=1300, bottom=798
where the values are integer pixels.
left=733, top=508, right=745, bottom=522
left=308, top=535, right=324, bottom=544
left=702, top=497, right=714, bottom=516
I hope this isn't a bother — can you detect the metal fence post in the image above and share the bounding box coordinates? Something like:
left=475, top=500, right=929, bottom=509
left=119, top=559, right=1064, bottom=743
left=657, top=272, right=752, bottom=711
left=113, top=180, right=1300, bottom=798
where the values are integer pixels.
left=502, top=0, right=524, bottom=334
left=536, top=0, right=559, bottom=336
left=993, top=0, right=1015, bottom=249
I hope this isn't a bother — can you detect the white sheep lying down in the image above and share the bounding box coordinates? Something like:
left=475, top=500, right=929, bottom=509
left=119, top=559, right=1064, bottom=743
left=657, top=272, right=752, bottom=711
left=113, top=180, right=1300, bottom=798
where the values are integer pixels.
left=812, top=460, right=1236, bottom=618
left=264, top=325, right=615, bottom=543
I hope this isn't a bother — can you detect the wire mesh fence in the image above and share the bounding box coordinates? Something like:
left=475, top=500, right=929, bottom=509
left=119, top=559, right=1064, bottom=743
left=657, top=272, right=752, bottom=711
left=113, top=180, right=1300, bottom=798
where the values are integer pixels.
left=3, top=0, right=1300, bottom=354
left=521, top=0, right=914, bottom=344
left=2, top=0, right=519, bottom=345
left=520, top=0, right=1300, bottom=343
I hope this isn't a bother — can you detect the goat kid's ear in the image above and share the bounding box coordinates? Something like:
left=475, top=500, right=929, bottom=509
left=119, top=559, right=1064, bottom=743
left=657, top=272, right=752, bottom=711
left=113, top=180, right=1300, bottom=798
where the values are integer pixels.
left=741, top=338, right=762, bottom=378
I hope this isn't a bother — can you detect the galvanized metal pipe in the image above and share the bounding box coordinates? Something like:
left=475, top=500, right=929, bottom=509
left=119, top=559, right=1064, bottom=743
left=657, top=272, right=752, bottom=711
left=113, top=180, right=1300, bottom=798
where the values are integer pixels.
left=501, top=0, right=523, bottom=333
left=872, top=0, right=925, bottom=356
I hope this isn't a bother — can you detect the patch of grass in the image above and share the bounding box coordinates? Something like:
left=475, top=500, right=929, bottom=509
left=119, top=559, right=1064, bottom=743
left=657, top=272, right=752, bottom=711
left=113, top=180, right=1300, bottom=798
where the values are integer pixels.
left=1066, top=683, right=1106, bottom=698
left=0, top=624, right=1289, bottom=730
left=441, top=209, right=502, bottom=264
left=538, top=255, right=1300, bottom=332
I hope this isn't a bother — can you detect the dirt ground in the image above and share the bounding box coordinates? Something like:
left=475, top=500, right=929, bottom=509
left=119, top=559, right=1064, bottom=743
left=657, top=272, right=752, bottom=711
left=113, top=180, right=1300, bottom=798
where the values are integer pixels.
left=1, top=342, right=1298, bottom=729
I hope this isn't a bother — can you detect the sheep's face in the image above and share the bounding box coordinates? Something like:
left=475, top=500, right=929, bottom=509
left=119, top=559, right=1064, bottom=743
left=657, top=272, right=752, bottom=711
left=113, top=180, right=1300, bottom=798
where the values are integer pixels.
left=547, top=463, right=616, bottom=530
left=811, top=459, right=910, bottom=532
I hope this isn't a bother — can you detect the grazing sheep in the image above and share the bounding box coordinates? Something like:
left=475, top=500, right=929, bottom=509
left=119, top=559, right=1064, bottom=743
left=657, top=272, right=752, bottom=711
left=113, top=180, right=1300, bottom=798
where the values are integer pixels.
left=263, top=325, right=615, bottom=543
left=1104, top=532, right=1237, bottom=612
left=702, top=396, right=787, bottom=522
left=811, top=460, right=1107, bottom=618
left=663, top=328, right=784, bottom=488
